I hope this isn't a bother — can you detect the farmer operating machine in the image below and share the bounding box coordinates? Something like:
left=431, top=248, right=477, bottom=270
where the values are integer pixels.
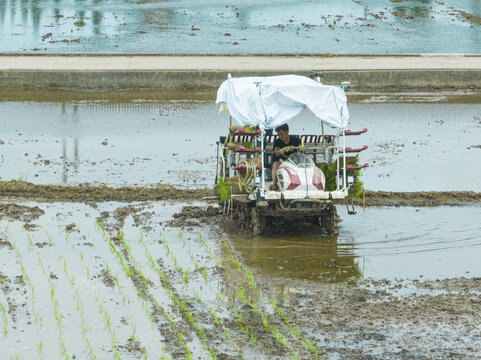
left=215, top=75, right=368, bottom=235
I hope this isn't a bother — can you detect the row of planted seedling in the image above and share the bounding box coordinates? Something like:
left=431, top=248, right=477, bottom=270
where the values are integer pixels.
left=2, top=225, right=59, bottom=360
left=221, top=239, right=320, bottom=359
left=60, top=224, right=165, bottom=360
left=1, top=220, right=164, bottom=360
left=159, top=229, right=319, bottom=360
left=101, top=224, right=271, bottom=360
left=196, top=235, right=295, bottom=356
left=161, top=230, right=312, bottom=359
left=97, top=223, right=190, bottom=360
left=195, top=234, right=320, bottom=359
left=157, top=231, right=249, bottom=358
left=0, top=272, right=9, bottom=337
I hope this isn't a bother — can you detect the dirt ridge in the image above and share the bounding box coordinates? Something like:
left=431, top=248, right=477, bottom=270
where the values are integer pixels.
left=1, top=181, right=481, bottom=206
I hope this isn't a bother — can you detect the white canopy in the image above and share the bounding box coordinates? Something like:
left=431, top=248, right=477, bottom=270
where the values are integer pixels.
left=216, top=75, right=349, bottom=130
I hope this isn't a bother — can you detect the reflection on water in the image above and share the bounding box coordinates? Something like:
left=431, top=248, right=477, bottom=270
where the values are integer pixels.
left=0, top=99, right=218, bottom=187
left=0, top=0, right=479, bottom=52
left=0, top=99, right=480, bottom=189
left=228, top=206, right=481, bottom=284
left=61, top=103, right=79, bottom=184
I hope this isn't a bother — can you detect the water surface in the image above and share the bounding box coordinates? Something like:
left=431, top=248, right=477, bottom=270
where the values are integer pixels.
left=1, top=0, right=480, bottom=53
left=0, top=97, right=479, bottom=191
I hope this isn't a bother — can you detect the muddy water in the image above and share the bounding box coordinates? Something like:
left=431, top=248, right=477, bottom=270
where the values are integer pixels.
left=1, top=0, right=480, bottom=53
left=228, top=206, right=481, bottom=283
left=0, top=98, right=480, bottom=191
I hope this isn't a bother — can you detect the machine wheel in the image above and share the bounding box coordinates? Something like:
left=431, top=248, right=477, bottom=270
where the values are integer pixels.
left=232, top=203, right=264, bottom=236
left=251, top=207, right=261, bottom=236
left=321, top=205, right=339, bottom=235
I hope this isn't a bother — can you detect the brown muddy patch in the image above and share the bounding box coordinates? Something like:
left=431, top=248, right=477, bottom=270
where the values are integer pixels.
left=117, top=337, right=146, bottom=357
left=99, top=269, right=116, bottom=288
left=0, top=181, right=211, bottom=202
left=258, top=276, right=481, bottom=359
left=356, top=190, right=481, bottom=206
left=23, top=223, right=38, bottom=231
left=96, top=203, right=155, bottom=233
left=0, top=203, right=44, bottom=222
left=454, top=10, right=481, bottom=26
left=65, top=223, right=79, bottom=232
left=35, top=242, right=51, bottom=248
left=165, top=205, right=220, bottom=229
left=0, top=232, right=12, bottom=249
left=1, top=182, right=480, bottom=207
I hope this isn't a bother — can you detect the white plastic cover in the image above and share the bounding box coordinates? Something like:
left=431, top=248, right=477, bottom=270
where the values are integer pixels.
left=216, top=75, right=349, bottom=130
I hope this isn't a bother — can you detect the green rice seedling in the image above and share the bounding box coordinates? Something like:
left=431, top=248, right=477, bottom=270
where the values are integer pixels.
left=170, top=232, right=265, bottom=356
left=193, top=236, right=290, bottom=355
left=97, top=231, right=176, bottom=360
left=1, top=313, right=8, bottom=336
left=44, top=229, right=53, bottom=245
left=125, top=234, right=218, bottom=359
left=178, top=231, right=186, bottom=247
left=37, top=339, right=44, bottom=359
left=27, top=232, right=34, bottom=249
left=181, top=268, right=189, bottom=285
left=59, top=339, right=70, bottom=360
left=62, top=230, right=146, bottom=360
left=5, top=231, right=49, bottom=344
left=160, top=233, right=254, bottom=358
left=222, top=240, right=320, bottom=359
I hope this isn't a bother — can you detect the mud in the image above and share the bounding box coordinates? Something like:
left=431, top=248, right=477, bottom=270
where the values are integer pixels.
left=96, top=203, right=157, bottom=234
left=98, top=269, right=116, bottom=288
left=0, top=233, right=12, bottom=249
left=2, top=89, right=481, bottom=104
left=356, top=190, right=481, bottom=206
left=454, top=10, right=481, bottom=25
left=0, top=181, right=211, bottom=202
left=1, top=181, right=481, bottom=207
left=268, top=277, right=481, bottom=359
left=117, top=337, right=146, bottom=358
left=0, top=203, right=44, bottom=222
left=166, top=205, right=220, bottom=229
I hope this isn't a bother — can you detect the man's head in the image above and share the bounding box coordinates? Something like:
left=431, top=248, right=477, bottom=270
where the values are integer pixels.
left=275, top=123, right=289, bottom=142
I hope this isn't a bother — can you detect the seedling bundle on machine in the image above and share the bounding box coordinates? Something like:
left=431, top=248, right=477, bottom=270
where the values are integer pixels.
left=215, top=75, right=368, bottom=235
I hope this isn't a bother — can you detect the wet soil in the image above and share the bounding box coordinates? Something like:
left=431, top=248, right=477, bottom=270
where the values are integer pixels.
left=356, top=190, right=481, bottom=206
left=0, top=203, right=44, bottom=222
left=166, top=205, right=220, bottom=229
left=0, top=233, right=12, bottom=250
left=2, top=89, right=481, bottom=104
left=1, top=181, right=481, bottom=207
left=98, top=269, right=116, bottom=288
left=0, top=203, right=45, bottom=230
left=0, top=181, right=211, bottom=202
left=117, top=337, right=146, bottom=358
left=264, top=277, right=481, bottom=359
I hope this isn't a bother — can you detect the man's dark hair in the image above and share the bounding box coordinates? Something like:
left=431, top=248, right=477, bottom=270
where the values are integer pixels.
left=275, top=124, right=289, bottom=133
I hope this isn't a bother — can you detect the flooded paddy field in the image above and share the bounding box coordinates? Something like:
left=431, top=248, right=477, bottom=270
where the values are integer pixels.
left=1, top=0, right=481, bottom=53
left=0, top=92, right=480, bottom=191
left=0, top=90, right=480, bottom=359
left=0, top=200, right=480, bottom=359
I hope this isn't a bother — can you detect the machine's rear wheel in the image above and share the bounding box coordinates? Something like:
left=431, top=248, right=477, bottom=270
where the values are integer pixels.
left=321, top=205, right=339, bottom=235
left=233, top=202, right=264, bottom=236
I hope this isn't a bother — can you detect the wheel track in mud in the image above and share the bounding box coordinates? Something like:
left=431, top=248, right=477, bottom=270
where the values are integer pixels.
left=1, top=181, right=481, bottom=206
